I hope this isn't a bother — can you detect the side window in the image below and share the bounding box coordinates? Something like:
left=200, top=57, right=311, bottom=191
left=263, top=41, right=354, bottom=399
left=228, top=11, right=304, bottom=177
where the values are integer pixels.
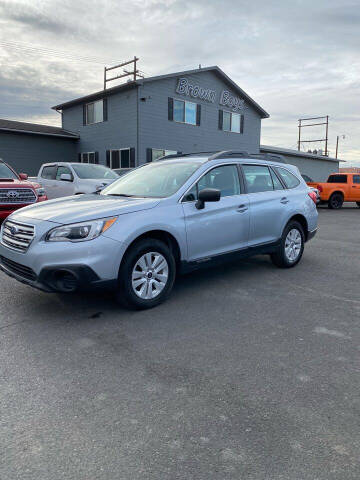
left=270, top=168, right=284, bottom=190
left=353, top=175, right=360, bottom=184
left=198, top=165, right=241, bottom=197
left=56, top=166, right=73, bottom=181
left=276, top=167, right=300, bottom=189
left=182, top=184, right=197, bottom=202
left=243, top=165, right=274, bottom=193
left=41, top=165, right=56, bottom=180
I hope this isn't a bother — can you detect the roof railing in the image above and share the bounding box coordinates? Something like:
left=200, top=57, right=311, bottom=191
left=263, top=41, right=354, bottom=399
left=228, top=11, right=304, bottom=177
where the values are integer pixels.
left=157, top=150, right=288, bottom=164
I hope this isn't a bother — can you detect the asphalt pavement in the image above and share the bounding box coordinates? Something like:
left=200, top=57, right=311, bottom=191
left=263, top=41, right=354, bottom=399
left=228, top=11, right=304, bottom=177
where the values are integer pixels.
left=1, top=205, right=360, bottom=479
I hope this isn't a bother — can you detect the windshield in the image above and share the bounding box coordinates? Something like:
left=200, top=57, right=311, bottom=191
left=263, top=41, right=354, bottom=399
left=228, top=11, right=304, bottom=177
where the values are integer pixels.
left=72, top=164, right=119, bottom=180
left=101, top=161, right=201, bottom=198
left=0, top=163, right=17, bottom=179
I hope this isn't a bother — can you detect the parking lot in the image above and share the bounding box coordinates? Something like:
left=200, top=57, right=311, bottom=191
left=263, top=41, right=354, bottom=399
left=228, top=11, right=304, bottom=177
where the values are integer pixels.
left=1, top=205, right=360, bottom=480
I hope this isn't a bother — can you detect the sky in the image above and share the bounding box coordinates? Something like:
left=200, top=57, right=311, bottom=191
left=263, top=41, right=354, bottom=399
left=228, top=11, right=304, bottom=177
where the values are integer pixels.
left=0, top=0, right=359, bottom=163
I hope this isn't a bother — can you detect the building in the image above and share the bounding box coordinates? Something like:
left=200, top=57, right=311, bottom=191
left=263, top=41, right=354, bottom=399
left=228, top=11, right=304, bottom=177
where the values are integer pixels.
left=0, top=119, right=78, bottom=175
left=0, top=65, right=344, bottom=177
left=260, top=145, right=342, bottom=181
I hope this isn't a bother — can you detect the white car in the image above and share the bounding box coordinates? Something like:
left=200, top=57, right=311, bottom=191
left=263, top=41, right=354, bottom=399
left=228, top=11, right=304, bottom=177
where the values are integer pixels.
left=37, top=162, right=119, bottom=199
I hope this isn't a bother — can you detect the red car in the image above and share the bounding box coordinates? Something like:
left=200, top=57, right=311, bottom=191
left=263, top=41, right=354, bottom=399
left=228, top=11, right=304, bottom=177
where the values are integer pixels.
left=0, top=159, right=47, bottom=221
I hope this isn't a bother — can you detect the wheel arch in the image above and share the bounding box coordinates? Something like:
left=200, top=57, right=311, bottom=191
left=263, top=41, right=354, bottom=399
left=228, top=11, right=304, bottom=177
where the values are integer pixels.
left=329, top=190, right=344, bottom=199
left=287, top=214, right=309, bottom=241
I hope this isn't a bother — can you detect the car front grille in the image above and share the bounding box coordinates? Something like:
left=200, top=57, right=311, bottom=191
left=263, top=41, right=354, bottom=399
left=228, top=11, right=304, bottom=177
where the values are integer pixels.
left=0, top=255, right=37, bottom=281
left=1, top=220, right=35, bottom=252
left=0, top=188, right=37, bottom=204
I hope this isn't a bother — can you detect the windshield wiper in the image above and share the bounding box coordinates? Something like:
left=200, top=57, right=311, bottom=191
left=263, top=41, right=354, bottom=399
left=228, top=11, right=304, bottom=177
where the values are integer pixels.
left=107, top=193, right=135, bottom=197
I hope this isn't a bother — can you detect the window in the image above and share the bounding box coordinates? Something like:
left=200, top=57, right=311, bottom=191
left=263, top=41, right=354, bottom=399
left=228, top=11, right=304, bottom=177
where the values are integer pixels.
left=276, top=167, right=300, bottom=189
left=85, top=99, right=104, bottom=125
left=270, top=168, right=284, bottom=190
left=301, top=174, right=313, bottom=182
left=243, top=165, right=274, bottom=193
left=107, top=148, right=134, bottom=169
left=56, top=166, right=73, bottom=181
left=327, top=174, right=347, bottom=183
left=198, top=165, right=241, bottom=198
left=151, top=149, right=178, bottom=162
left=170, top=98, right=200, bottom=125
left=80, top=152, right=97, bottom=164
left=0, top=163, right=17, bottom=179
left=353, top=175, right=360, bottom=184
left=71, top=164, right=118, bottom=180
left=102, top=161, right=202, bottom=198
left=220, top=110, right=243, bottom=134
left=41, top=165, right=56, bottom=180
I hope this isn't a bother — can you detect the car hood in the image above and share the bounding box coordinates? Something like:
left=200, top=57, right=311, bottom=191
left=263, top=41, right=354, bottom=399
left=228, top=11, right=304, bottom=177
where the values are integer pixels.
left=14, top=194, right=161, bottom=224
left=0, top=179, right=38, bottom=189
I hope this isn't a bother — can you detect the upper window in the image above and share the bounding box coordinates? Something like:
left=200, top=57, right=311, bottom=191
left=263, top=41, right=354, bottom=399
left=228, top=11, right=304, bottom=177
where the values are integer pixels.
left=56, top=166, right=73, bottom=181
left=353, top=175, right=360, bottom=184
left=220, top=110, right=243, bottom=134
left=174, top=99, right=197, bottom=125
left=327, top=174, right=347, bottom=183
left=85, top=99, right=103, bottom=125
left=41, top=165, right=57, bottom=180
left=276, top=167, right=300, bottom=189
left=243, top=165, right=274, bottom=193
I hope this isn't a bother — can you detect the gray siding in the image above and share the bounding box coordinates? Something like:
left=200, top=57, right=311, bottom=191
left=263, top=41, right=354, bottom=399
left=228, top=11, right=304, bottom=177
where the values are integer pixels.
left=260, top=150, right=339, bottom=182
left=138, top=70, right=262, bottom=164
left=0, top=132, right=77, bottom=176
left=62, top=88, right=138, bottom=165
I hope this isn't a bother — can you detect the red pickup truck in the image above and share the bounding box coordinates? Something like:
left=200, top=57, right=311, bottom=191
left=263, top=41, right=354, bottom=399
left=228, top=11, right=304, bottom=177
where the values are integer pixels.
left=308, top=173, right=360, bottom=209
left=0, top=159, right=47, bottom=221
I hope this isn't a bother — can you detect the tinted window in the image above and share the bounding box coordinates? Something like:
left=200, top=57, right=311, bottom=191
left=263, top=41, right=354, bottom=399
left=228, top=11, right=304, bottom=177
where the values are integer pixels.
left=270, top=168, right=283, bottom=190
left=0, top=163, right=17, bottom=179
left=243, top=165, right=274, bottom=193
left=301, top=174, right=313, bottom=182
left=328, top=174, right=347, bottom=183
left=353, top=175, right=360, bottom=184
left=198, top=165, right=241, bottom=197
left=56, top=166, right=73, bottom=180
left=41, top=165, right=56, bottom=179
left=276, top=167, right=300, bottom=189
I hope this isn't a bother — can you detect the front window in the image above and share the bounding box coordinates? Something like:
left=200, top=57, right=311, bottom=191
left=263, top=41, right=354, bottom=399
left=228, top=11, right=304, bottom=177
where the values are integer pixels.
left=174, top=99, right=197, bottom=125
left=0, top=163, right=18, bottom=180
left=86, top=99, right=103, bottom=125
left=101, top=161, right=201, bottom=198
left=71, top=163, right=118, bottom=180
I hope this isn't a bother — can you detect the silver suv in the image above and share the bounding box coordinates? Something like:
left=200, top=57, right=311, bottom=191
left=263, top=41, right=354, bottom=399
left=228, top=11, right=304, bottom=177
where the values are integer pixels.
left=0, top=151, right=318, bottom=309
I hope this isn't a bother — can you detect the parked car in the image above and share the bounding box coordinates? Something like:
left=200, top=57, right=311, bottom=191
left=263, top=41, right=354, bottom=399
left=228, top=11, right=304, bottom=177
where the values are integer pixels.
left=308, top=172, right=360, bottom=209
left=0, top=151, right=318, bottom=309
left=37, top=162, right=119, bottom=199
left=0, top=158, right=47, bottom=222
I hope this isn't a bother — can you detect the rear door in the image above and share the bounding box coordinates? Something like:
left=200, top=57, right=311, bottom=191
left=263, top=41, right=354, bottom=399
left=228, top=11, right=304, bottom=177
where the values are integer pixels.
left=242, top=164, right=289, bottom=246
left=39, top=165, right=57, bottom=199
left=182, top=164, right=250, bottom=260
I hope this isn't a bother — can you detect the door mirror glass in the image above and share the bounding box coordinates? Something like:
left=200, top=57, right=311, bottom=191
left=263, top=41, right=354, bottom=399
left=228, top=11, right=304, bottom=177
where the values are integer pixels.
left=196, top=188, right=221, bottom=209
left=60, top=173, right=73, bottom=182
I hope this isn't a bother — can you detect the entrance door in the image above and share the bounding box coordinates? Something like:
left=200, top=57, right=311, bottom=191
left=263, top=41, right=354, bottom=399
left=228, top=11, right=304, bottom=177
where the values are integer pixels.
left=182, top=164, right=250, bottom=261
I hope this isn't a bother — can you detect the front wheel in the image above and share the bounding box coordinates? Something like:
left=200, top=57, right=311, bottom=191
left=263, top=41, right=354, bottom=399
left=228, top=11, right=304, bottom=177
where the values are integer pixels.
left=117, top=238, right=176, bottom=309
left=271, top=221, right=305, bottom=268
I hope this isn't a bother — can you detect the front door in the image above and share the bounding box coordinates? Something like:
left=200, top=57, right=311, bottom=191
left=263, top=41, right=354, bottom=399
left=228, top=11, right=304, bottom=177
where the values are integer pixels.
left=39, top=164, right=57, bottom=199
left=182, top=164, right=250, bottom=261
left=55, top=166, right=75, bottom=198
left=350, top=174, right=360, bottom=201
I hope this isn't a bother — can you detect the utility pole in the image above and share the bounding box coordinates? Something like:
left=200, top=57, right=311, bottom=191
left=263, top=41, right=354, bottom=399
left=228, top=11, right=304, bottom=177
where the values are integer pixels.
left=103, top=57, right=142, bottom=90
left=297, top=116, right=329, bottom=156
left=335, top=135, right=345, bottom=159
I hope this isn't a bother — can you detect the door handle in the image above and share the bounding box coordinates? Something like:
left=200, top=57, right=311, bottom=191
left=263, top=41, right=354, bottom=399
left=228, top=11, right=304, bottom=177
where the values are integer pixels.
left=236, top=204, right=248, bottom=213
left=280, top=197, right=289, bottom=204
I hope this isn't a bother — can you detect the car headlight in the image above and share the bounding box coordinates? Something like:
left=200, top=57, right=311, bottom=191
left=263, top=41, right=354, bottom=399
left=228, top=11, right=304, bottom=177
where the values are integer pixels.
left=36, top=187, right=46, bottom=197
left=46, top=217, right=117, bottom=242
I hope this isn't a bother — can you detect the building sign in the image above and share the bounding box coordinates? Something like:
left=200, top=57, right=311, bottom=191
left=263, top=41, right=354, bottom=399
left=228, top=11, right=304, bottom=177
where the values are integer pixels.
left=176, top=77, right=216, bottom=103
left=176, top=77, right=245, bottom=111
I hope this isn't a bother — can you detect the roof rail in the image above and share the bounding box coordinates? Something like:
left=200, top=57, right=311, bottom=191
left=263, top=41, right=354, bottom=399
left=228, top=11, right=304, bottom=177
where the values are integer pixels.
left=249, top=153, right=287, bottom=164
left=208, top=150, right=250, bottom=161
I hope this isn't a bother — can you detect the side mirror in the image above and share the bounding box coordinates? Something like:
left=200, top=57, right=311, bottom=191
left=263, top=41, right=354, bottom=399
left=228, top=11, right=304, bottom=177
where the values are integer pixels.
left=196, top=188, right=221, bottom=210
left=60, top=173, right=73, bottom=182
left=19, top=173, right=28, bottom=180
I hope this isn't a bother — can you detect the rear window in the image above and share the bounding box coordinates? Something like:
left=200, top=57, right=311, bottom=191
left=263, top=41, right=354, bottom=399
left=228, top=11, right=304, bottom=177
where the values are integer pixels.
left=275, top=167, right=300, bottom=189
left=328, top=175, right=347, bottom=183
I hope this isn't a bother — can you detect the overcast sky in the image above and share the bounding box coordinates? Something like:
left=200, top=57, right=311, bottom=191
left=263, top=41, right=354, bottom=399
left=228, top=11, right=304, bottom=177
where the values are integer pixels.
left=0, top=0, right=359, bottom=162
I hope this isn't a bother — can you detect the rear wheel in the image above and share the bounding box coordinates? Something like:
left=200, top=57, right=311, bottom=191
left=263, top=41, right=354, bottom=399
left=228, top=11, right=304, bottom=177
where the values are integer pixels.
left=328, top=193, right=343, bottom=209
left=117, top=238, right=176, bottom=309
left=271, top=221, right=305, bottom=268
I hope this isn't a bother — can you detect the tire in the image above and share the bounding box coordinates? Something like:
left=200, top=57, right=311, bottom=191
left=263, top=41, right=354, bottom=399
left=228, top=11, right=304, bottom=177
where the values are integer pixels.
left=328, top=193, right=343, bottom=209
left=356, top=202, right=360, bottom=208
left=270, top=221, right=305, bottom=268
left=117, top=238, right=176, bottom=310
